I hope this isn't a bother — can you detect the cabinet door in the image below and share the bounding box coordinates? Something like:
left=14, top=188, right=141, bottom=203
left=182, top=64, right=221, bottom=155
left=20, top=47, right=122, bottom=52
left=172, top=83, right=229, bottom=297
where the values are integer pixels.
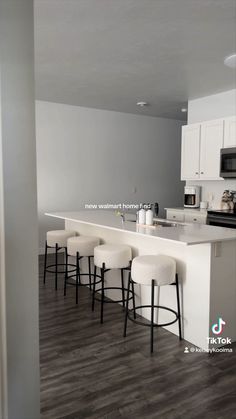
left=224, top=116, right=236, bottom=147
left=184, top=213, right=207, bottom=224
left=200, top=119, right=224, bottom=180
left=181, top=124, right=200, bottom=180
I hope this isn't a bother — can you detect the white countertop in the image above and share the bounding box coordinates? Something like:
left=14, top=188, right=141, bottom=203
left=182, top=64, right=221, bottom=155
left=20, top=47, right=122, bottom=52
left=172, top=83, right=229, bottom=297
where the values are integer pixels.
left=45, top=210, right=236, bottom=246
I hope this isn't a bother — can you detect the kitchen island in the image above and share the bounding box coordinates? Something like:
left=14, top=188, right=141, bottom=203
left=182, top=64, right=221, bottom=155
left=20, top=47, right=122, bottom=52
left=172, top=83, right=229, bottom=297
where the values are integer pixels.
left=46, top=210, right=236, bottom=351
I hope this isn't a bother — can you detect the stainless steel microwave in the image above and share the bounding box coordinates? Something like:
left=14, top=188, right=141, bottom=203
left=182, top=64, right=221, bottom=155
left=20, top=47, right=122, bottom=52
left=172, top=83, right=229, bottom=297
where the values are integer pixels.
left=220, top=147, right=236, bottom=178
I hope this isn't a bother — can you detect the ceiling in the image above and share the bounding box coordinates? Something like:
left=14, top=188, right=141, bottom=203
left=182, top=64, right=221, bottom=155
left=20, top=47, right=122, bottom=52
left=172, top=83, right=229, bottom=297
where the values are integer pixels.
left=34, top=0, right=236, bottom=120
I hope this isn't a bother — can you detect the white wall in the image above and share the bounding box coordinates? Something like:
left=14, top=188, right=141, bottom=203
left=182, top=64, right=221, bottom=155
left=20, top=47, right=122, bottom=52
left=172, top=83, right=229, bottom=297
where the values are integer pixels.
left=0, top=1, right=40, bottom=418
left=0, top=70, right=7, bottom=419
left=187, top=89, right=236, bottom=208
left=36, top=100, right=184, bottom=250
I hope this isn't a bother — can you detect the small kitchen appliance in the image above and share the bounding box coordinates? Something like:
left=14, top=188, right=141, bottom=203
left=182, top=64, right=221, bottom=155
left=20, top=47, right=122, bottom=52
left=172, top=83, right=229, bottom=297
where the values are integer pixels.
left=220, top=147, right=236, bottom=178
left=184, top=186, right=200, bottom=208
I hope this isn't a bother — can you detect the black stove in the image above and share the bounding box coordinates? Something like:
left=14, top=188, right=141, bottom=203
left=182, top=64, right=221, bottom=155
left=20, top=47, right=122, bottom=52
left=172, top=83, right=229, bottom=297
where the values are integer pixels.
left=207, top=209, right=236, bottom=229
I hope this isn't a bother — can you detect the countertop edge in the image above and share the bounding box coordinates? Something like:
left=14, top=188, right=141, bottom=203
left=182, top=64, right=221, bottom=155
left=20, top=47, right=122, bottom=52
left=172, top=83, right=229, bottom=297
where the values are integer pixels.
left=45, top=212, right=236, bottom=246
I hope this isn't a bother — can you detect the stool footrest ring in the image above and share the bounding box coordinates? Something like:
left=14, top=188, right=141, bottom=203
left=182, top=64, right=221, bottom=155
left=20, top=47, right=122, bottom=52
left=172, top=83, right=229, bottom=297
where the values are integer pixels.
left=94, top=286, right=134, bottom=304
left=46, top=263, right=76, bottom=274
left=66, top=273, right=102, bottom=288
left=127, top=305, right=179, bottom=328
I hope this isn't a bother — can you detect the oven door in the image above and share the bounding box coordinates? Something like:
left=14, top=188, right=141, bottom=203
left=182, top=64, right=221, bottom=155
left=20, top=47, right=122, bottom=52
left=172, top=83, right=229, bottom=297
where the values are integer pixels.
left=207, top=214, right=236, bottom=229
left=220, top=147, right=236, bottom=178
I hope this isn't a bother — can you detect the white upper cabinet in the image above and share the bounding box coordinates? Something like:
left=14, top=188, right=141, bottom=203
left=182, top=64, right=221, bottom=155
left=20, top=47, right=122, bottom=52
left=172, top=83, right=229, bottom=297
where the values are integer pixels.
left=181, top=124, right=200, bottom=180
left=200, top=119, right=224, bottom=180
left=224, top=116, right=236, bottom=147
left=181, top=117, right=228, bottom=181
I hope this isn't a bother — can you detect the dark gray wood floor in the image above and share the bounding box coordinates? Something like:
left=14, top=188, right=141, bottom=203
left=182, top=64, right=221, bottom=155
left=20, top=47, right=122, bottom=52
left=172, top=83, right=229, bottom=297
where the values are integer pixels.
left=39, top=255, right=236, bottom=419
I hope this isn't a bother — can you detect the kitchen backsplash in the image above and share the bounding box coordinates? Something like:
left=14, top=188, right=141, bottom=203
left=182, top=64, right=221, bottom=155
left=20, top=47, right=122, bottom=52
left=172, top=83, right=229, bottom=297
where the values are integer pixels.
left=186, top=180, right=236, bottom=209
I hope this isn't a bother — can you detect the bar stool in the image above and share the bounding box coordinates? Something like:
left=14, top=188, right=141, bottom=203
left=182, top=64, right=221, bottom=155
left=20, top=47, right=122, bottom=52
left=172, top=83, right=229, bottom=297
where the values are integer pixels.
left=64, top=235, right=100, bottom=304
left=43, top=230, right=76, bottom=290
left=124, top=254, right=182, bottom=353
left=92, top=244, right=135, bottom=324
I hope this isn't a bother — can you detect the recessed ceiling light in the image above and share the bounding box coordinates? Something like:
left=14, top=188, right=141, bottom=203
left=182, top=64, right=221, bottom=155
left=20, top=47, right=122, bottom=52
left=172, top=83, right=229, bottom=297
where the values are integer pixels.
left=136, top=101, right=148, bottom=107
left=181, top=108, right=187, bottom=113
left=224, top=53, right=236, bottom=69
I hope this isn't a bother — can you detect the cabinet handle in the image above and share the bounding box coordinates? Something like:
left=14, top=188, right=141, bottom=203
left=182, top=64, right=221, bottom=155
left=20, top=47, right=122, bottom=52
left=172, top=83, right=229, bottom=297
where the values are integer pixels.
left=201, top=172, right=204, bottom=174
left=193, top=218, right=197, bottom=221
left=173, top=216, right=176, bottom=218
left=195, top=172, right=199, bottom=174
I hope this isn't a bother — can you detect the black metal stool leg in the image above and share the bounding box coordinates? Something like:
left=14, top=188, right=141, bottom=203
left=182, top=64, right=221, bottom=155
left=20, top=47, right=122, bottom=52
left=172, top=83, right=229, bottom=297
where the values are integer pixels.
left=76, top=251, right=79, bottom=304
left=132, top=280, right=136, bottom=319
left=78, top=253, right=81, bottom=285
left=123, top=272, right=131, bottom=337
left=100, top=263, right=105, bottom=324
left=55, top=243, right=58, bottom=290
left=88, top=256, right=92, bottom=290
left=121, top=268, right=125, bottom=308
left=43, top=241, right=48, bottom=284
left=92, top=265, right=97, bottom=311
left=64, top=247, right=68, bottom=296
left=150, top=279, right=155, bottom=353
left=175, top=274, right=182, bottom=340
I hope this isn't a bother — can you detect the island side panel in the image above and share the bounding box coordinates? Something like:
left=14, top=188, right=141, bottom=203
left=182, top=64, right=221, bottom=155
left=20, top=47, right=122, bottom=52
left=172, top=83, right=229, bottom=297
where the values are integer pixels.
left=181, top=243, right=211, bottom=351
left=209, top=240, right=236, bottom=348
left=65, top=220, right=211, bottom=350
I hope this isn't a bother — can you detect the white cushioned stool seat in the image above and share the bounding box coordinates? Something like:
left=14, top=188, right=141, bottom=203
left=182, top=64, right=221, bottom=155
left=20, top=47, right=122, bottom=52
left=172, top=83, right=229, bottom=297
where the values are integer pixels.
left=67, top=236, right=100, bottom=257
left=131, top=255, right=176, bottom=286
left=47, top=230, right=76, bottom=248
left=94, top=244, right=132, bottom=269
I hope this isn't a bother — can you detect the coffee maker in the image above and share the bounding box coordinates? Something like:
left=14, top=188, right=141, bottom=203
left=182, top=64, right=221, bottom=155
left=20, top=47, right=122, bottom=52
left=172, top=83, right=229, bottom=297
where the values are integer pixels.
left=184, top=186, right=200, bottom=208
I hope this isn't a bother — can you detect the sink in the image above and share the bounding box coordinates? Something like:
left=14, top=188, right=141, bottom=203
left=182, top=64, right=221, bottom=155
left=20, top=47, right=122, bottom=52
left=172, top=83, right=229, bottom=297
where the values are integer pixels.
left=153, top=221, right=177, bottom=227
left=126, top=219, right=182, bottom=227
